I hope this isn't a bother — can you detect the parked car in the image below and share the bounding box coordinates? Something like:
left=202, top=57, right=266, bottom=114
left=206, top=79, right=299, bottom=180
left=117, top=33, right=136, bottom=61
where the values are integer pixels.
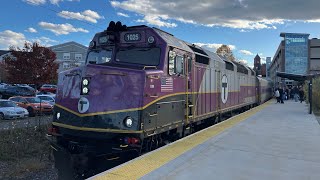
left=0, top=85, right=36, bottom=99
left=0, top=83, right=8, bottom=89
left=0, top=99, right=29, bottom=120
left=39, top=84, right=57, bottom=93
left=36, top=91, right=56, bottom=98
left=36, top=95, right=55, bottom=105
left=9, top=96, right=53, bottom=116
left=16, top=84, right=35, bottom=89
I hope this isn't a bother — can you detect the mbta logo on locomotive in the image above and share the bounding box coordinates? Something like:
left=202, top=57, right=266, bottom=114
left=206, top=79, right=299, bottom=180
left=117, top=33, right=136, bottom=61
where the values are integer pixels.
left=78, top=97, right=90, bottom=113
left=221, top=75, right=228, bottom=104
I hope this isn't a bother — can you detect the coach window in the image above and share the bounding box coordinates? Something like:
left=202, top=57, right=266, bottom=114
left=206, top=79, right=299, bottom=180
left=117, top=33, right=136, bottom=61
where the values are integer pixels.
left=175, top=55, right=184, bottom=75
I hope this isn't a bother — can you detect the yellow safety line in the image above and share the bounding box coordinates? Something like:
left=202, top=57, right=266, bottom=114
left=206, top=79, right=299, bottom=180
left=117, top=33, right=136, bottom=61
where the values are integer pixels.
left=92, top=100, right=272, bottom=180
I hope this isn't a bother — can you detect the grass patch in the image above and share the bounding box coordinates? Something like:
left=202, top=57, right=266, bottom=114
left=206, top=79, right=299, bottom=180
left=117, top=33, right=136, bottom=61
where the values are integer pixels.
left=0, top=125, right=53, bottom=179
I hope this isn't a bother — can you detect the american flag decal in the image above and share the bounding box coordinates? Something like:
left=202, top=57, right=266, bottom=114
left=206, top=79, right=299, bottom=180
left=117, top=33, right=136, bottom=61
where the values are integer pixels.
left=161, top=77, right=173, bottom=92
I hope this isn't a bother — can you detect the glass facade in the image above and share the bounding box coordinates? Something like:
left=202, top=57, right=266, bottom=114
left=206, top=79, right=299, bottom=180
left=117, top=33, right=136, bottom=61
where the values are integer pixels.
left=284, top=33, right=309, bottom=74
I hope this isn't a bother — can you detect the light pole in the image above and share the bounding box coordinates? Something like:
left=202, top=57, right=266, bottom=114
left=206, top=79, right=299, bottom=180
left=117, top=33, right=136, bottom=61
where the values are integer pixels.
left=309, top=79, right=312, bottom=114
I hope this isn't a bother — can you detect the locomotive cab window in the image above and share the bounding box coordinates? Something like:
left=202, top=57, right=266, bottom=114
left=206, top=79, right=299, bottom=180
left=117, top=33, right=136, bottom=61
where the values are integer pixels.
left=116, top=47, right=160, bottom=66
left=169, top=51, right=176, bottom=75
left=168, top=51, right=184, bottom=76
left=86, top=49, right=113, bottom=64
left=175, top=55, right=184, bottom=75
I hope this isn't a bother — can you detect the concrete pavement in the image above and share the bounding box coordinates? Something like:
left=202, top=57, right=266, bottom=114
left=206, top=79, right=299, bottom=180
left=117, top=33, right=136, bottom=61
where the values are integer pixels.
left=93, top=99, right=320, bottom=180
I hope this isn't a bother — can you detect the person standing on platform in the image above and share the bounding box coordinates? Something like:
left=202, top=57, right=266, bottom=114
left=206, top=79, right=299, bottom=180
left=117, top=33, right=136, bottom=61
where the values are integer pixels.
left=293, top=86, right=299, bottom=102
left=285, top=88, right=289, bottom=100
left=279, top=87, right=284, bottom=104
left=275, top=88, right=280, bottom=103
left=299, top=87, right=304, bottom=103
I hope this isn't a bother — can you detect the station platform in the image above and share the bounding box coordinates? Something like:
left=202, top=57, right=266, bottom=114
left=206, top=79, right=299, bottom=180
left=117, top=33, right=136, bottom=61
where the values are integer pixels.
left=91, top=99, right=320, bottom=180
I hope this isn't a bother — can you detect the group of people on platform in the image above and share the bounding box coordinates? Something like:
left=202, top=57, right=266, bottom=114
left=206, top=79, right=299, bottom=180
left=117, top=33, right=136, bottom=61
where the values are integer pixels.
left=274, top=86, right=304, bottom=104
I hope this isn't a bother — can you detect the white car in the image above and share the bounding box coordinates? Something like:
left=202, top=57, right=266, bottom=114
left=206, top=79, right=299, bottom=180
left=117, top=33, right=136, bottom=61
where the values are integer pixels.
left=36, top=95, right=55, bottom=106
left=0, top=99, right=29, bottom=120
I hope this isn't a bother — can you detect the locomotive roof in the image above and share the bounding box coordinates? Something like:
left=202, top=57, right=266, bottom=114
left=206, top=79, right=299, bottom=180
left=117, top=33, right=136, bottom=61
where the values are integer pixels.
left=153, top=27, right=225, bottom=64
left=153, top=28, right=193, bottom=53
left=202, top=49, right=224, bottom=63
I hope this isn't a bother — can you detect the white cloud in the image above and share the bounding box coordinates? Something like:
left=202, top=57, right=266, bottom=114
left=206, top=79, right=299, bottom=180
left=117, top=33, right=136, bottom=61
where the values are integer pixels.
left=25, top=27, right=38, bottom=33
left=194, top=43, right=236, bottom=52
left=238, top=59, right=248, bottom=65
left=58, top=10, right=104, bottom=23
left=206, top=19, right=284, bottom=30
left=306, top=19, right=320, bottom=23
left=111, top=0, right=177, bottom=28
left=23, top=0, right=46, bottom=5
left=49, top=0, right=62, bottom=5
left=143, top=15, right=177, bottom=28
left=110, top=0, right=320, bottom=30
left=0, top=30, right=27, bottom=49
left=117, top=12, right=130, bottom=18
left=24, top=0, right=79, bottom=6
left=239, top=49, right=254, bottom=56
left=32, top=36, right=58, bottom=46
left=38, top=22, right=89, bottom=35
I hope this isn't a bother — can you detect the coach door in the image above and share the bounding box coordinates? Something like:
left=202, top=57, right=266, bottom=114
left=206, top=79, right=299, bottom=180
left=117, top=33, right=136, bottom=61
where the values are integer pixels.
left=156, top=50, right=186, bottom=130
left=185, top=55, right=193, bottom=123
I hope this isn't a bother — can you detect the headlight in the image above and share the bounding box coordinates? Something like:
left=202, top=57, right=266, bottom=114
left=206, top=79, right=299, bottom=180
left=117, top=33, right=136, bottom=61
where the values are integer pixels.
left=34, top=106, right=40, bottom=108
left=56, top=112, right=60, bottom=119
left=82, top=87, right=89, bottom=94
left=124, top=117, right=133, bottom=128
left=83, top=79, right=89, bottom=86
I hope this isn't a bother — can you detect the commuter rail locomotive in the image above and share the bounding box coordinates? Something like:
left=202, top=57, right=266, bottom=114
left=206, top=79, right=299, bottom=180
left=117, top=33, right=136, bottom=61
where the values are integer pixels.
left=48, top=21, right=272, bottom=177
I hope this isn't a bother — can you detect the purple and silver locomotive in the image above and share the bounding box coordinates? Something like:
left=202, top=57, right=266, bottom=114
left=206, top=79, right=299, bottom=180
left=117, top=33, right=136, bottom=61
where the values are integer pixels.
left=48, top=21, right=272, bottom=177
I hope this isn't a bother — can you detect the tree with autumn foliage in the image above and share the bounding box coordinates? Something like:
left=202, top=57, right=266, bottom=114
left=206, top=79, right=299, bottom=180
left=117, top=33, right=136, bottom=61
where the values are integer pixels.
left=216, top=44, right=235, bottom=61
left=3, top=42, right=58, bottom=87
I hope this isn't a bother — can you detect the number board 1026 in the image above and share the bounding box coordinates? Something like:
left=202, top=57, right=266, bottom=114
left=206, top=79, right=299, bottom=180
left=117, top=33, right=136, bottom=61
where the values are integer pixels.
left=124, top=33, right=141, bottom=42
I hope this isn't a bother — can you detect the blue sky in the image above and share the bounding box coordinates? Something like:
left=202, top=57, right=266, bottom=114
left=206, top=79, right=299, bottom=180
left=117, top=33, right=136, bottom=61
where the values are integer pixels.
left=1, top=0, right=320, bottom=67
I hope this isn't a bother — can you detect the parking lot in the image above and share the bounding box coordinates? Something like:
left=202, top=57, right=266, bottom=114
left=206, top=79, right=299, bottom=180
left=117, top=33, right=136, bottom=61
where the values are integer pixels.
left=0, top=115, right=52, bottom=131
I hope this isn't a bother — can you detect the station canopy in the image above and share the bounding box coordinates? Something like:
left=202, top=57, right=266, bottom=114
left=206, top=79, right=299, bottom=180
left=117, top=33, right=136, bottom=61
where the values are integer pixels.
left=276, top=71, right=319, bottom=81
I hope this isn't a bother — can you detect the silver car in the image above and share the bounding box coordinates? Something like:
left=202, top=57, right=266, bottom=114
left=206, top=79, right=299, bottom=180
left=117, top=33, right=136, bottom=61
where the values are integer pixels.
left=36, top=95, right=55, bottom=106
left=0, top=99, right=29, bottom=120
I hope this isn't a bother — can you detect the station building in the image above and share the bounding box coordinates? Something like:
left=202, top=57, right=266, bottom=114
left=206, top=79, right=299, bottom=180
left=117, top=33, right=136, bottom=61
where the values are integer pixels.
left=269, top=32, right=320, bottom=87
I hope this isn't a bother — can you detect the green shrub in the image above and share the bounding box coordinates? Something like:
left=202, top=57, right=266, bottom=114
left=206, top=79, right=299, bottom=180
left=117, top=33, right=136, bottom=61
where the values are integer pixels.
left=303, top=77, right=320, bottom=114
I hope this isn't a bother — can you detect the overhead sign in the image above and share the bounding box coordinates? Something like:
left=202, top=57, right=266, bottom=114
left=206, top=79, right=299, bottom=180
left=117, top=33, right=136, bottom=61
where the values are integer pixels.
left=221, top=74, right=228, bottom=104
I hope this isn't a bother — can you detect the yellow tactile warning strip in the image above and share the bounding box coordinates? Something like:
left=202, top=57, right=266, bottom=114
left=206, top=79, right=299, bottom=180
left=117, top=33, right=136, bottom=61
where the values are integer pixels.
left=92, top=101, right=272, bottom=180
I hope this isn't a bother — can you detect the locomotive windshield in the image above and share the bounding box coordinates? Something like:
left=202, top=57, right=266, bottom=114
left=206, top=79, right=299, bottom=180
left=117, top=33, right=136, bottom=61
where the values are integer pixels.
left=86, top=49, right=113, bottom=64
left=115, top=47, right=160, bottom=66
